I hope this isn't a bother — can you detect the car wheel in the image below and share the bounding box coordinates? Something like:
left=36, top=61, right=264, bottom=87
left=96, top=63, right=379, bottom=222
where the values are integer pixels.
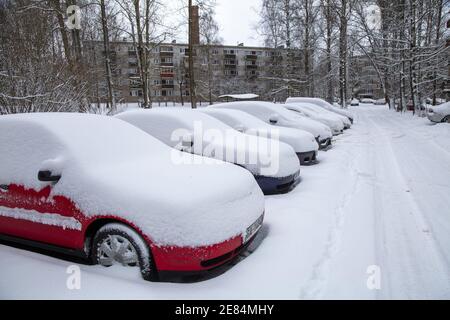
left=443, top=116, right=450, bottom=123
left=92, top=223, right=158, bottom=281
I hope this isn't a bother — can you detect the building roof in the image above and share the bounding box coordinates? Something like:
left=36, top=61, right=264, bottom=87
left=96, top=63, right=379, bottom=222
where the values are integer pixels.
left=219, top=94, right=259, bottom=100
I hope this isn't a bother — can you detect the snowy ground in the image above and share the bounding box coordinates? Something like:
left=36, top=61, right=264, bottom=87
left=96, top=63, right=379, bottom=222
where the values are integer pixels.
left=1, top=105, right=450, bottom=300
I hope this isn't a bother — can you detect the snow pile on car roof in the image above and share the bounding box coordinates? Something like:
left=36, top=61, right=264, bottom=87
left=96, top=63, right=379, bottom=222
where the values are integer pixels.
left=0, top=113, right=264, bottom=247
left=201, top=108, right=319, bottom=153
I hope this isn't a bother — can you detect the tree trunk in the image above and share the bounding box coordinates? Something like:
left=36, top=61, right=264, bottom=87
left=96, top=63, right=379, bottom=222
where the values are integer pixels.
left=338, top=0, right=348, bottom=108
left=100, top=0, right=115, bottom=110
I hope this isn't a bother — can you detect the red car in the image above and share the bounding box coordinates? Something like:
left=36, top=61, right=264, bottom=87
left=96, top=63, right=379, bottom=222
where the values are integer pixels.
left=0, top=113, right=265, bottom=281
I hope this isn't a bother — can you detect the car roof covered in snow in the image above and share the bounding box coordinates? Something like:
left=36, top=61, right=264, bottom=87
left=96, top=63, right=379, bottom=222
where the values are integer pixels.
left=201, top=108, right=271, bottom=129
left=286, top=97, right=354, bottom=120
left=211, top=101, right=305, bottom=122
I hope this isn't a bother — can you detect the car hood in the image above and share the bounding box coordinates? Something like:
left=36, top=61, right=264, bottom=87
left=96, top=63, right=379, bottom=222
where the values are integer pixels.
left=54, top=152, right=265, bottom=248
left=195, top=131, right=300, bottom=178
left=316, top=114, right=344, bottom=131
left=247, top=126, right=319, bottom=154
left=279, top=116, right=333, bottom=140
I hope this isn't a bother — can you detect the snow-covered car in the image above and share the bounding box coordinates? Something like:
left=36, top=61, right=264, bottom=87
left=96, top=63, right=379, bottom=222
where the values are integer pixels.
left=116, top=109, right=301, bottom=195
left=201, top=108, right=319, bottom=165
left=282, top=102, right=345, bottom=135
left=286, top=97, right=354, bottom=124
left=350, top=99, right=360, bottom=106
left=210, top=101, right=333, bottom=150
left=375, top=98, right=387, bottom=105
left=0, top=113, right=265, bottom=282
left=427, top=102, right=450, bottom=123
left=361, top=98, right=375, bottom=104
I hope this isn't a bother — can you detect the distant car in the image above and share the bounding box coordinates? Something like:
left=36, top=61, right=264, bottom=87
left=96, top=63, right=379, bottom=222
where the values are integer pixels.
left=201, top=108, right=319, bottom=165
left=350, top=99, right=360, bottom=106
left=0, top=113, right=265, bottom=282
left=361, top=98, right=375, bottom=104
left=286, top=97, right=354, bottom=124
left=282, top=103, right=346, bottom=135
left=116, top=109, right=301, bottom=195
left=210, top=101, right=333, bottom=150
left=427, top=102, right=450, bottom=123
left=375, top=98, right=386, bottom=105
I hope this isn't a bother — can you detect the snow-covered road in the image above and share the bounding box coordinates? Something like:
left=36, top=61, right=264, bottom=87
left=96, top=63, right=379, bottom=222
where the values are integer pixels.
left=1, top=105, right=449, bottom=299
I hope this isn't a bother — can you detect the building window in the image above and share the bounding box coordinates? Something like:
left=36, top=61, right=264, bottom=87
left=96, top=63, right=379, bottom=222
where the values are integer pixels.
left=161, top=90, right=174, bottom=96
left=225, top=70, right=237, bottom=76
left=130, top=89, right=143, bottom=97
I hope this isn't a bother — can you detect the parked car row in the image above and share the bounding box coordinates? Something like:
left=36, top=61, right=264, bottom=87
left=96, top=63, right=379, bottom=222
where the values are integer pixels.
left=0, top=97, right=353, bottom=282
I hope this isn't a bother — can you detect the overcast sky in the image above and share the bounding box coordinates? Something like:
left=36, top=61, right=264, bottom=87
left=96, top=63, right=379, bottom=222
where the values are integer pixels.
left=214, top=0, right=262, bottom=47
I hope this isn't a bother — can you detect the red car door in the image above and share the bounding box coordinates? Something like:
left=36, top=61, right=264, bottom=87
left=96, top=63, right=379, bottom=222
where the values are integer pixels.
left=0, top=121, right=86, bottom=251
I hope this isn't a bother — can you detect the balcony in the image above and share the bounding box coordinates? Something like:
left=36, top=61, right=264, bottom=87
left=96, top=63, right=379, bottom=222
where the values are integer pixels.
left=160, top=71, right=174, bottom=78
left=246, top=54, right=258, bottom=60
left=160, top=51, right=174, bottom=57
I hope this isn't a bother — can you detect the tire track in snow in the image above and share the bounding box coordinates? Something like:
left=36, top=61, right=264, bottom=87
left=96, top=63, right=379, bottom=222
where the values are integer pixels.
left=365, top=110, right=450, bottom=298
left=299, top=123, right=366, bottom=299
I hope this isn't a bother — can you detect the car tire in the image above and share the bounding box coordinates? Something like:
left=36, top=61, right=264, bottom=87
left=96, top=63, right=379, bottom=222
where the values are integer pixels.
left=92, top=223, right=158, bottom=281
left=443, top=116, right=450, bottom=123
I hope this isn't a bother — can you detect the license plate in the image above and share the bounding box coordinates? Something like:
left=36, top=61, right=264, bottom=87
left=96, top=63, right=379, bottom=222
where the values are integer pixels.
left=244, top=215, right=264, bottom=243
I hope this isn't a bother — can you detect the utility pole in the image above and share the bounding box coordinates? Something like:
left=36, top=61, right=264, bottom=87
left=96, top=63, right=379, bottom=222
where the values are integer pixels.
left=188, top=0, right=197, bottom=109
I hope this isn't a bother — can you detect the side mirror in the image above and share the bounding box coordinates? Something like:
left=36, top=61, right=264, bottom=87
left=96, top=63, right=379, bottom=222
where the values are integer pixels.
left=180, top=134, right=194, bottom=152
left=269, top=114, right=279, bottom=124
left=38, top=170, right=61, bottom=183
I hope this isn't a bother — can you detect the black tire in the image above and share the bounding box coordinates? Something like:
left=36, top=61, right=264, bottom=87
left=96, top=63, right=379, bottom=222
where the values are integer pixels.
left=443, top=116, right=450, bottom=123
left=92, top=223, right=158, bottom=281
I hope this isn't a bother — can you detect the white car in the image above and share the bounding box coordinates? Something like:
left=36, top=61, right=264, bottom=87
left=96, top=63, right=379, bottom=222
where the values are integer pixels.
left=201, top=108, right=319, bottom=165
left=286, top=97, right=354, bottom=125
left=210, top=101, right=333, bottom=150
left=361, top=98, right=375, bottom=104
left=282, top=103, right=345, bottom=135
left=0, top=113, right=265, bottom=282
left=427, top=102, right=450, bottom=123
left=375, top=99, right=387, bottom=105
left=116, top=109, right=301, bottom=195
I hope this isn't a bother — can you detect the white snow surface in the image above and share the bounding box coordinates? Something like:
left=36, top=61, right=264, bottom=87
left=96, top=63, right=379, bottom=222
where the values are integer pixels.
left=116, top=109, right=300, bottom=178
left=210, top=101, right=332, bottom=140
left=1, top=106, right=450, bottom=299
left=200, top=108, right=319, bottom=153
left=0, top=113, right=265, bottom=247
left=286, top=97, right=354, bottom=122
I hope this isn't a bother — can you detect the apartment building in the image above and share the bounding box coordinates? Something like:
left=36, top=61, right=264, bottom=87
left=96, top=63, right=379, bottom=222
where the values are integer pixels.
left=348, top=55, right=384, bottom=100
left=83, top=39, right=306, bottom=104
